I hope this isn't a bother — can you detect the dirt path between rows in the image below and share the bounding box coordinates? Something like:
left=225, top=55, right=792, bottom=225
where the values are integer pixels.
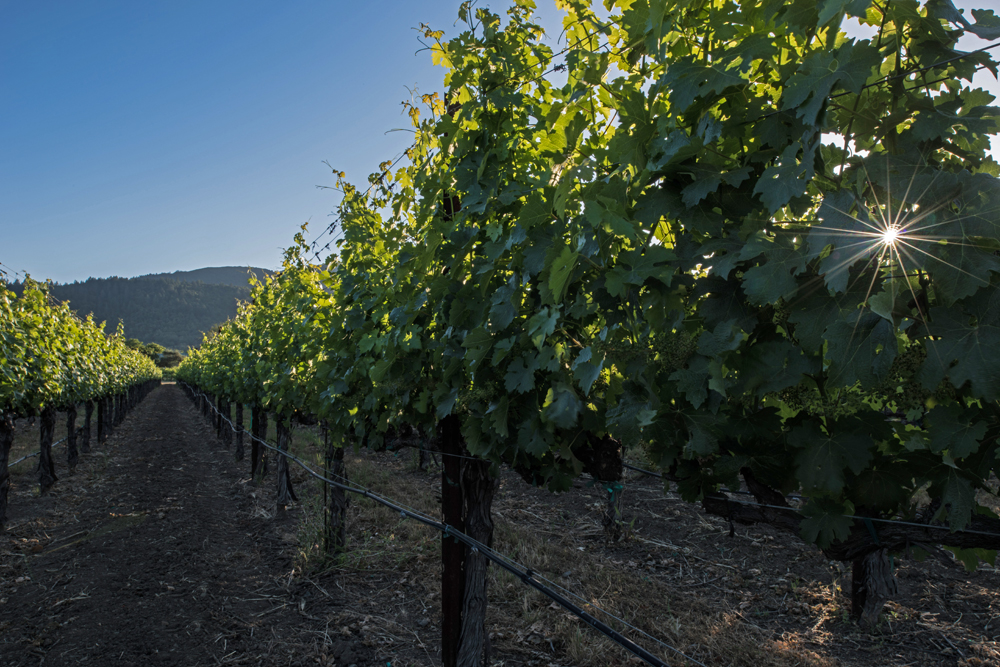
left=0, top=385, right=373, bottom=667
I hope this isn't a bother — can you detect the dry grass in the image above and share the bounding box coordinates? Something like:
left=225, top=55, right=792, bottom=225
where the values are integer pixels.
left=203, top=412, right=1000, bottom=667
left=276, top=437, right=835, bottom=667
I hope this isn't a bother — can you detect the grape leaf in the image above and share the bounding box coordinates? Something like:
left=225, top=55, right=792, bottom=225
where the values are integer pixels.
left=753, top=140, right=817, bottom=212
left=505, top=353, right=539, bottom=394
left=489, top=396, right=510, bottom=438
left=696, top=319, right=743, bottom=357
left=740, top=234, right=808, bottom=305
left=518, top=418, right=550, bottom=457
left=681, top=174, right=724, bottom=207
left=825, top=311, right=897, bottom=387
left=925, top=406, right=988, bottom=459
left=800, top=498, right=856, bottom=549
left=669, top=355, right=710, bottom=409
left=684, top=416, right=719, bottom=457
left=572, top=346, right=604, bottom=396
left=790, top=422, right=874, bottom=494
left=548, top=246, right=578, bottom=304
left=605, top=246, right=676, bottom=298
left=810, top=190, right=876, bottom=294
left=606, top=393, right=654, bottom=448
left=733, top=340, right=818, bottom=396
left=527, top=307, right=559, bottom=350
left=489, top=286, right=517, bottom=330
left=848, top=468, right=913, bottom=511
left=817, top=0, right=873, bottom=24
left=543, top=384, right=582, bottom=429
left=657, top=61, right=745, bottom=110
left=919, top=301, right=1000, bottom=401
left=782, top=42, right=879, bottom=125
left=931, top=468, right=976, bottom=530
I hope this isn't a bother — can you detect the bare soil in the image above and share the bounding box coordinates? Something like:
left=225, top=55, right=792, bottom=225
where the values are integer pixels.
left=1, top=384, right=998, bottom=667
left=0, top=386, right=371, bottom=667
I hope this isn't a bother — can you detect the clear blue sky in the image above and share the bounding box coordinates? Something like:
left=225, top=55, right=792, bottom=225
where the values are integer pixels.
left=0, top=0, right=562, bottom=283
left=2, top=1, right=996, bottom=283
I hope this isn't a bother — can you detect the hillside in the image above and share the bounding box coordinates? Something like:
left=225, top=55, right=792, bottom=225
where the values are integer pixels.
left=138, top=266, right=274, bottom=286
left=7, top=267, right=271, bottom=350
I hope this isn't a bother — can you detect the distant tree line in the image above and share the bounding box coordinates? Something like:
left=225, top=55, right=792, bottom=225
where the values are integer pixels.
left=7, top=275, right=250, bottom=350
left=123, top=338, right=185, bottom=368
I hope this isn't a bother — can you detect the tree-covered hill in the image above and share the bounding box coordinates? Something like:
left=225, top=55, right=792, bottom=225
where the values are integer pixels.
left=8, top=267, right=271, bottom=350
left=138, top=266, right=274, bottom=286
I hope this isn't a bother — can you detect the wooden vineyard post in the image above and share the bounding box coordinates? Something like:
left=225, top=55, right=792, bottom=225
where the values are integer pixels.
left=81, top=400, right=94, bottom=453
left=234, top=403, right=245, bottom=461
left=66, top=406, right=79, bottom=470
left=0, top=412, right=13, bottom=526
left=274, top=416, right=297, bottom=509
left=38, top=406, right=58, bottom=493
left=440, top=415, right=465, bottom=667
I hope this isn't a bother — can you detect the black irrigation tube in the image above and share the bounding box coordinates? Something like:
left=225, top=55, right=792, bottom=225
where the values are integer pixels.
left=623, top=463, right=1000, bottom=540
left=7, top=437, right=68, bottom=468
left=726, top=497, right=1000, bottom=540
left=182, top=384, right=706, bottom=667
left=623, top=462, right=809, bottom=501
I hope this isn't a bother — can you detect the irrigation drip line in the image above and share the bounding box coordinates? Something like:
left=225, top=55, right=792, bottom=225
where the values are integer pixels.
left=183, top=385, right=708, bottom=667
left=622, top=463, right=1000, bottom=540
left=623, top=462, right=808, bottom=501
left=7, top=437, right=68, bottom=468
left=383, top=441, right=484, bottom=463
left=723, top=497, right=1000, bottom=540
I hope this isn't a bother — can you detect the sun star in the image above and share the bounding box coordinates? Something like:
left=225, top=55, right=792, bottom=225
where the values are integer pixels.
left=882, top=226, right=900, bottom=245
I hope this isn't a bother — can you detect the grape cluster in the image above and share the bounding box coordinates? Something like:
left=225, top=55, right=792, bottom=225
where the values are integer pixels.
left=650, top=330, right=697, bottom=372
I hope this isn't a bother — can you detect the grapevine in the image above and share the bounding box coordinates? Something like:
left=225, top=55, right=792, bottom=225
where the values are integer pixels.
left=179, top=0, right=1000, bottom=646
left=1, top=278, right=162, bottom=523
